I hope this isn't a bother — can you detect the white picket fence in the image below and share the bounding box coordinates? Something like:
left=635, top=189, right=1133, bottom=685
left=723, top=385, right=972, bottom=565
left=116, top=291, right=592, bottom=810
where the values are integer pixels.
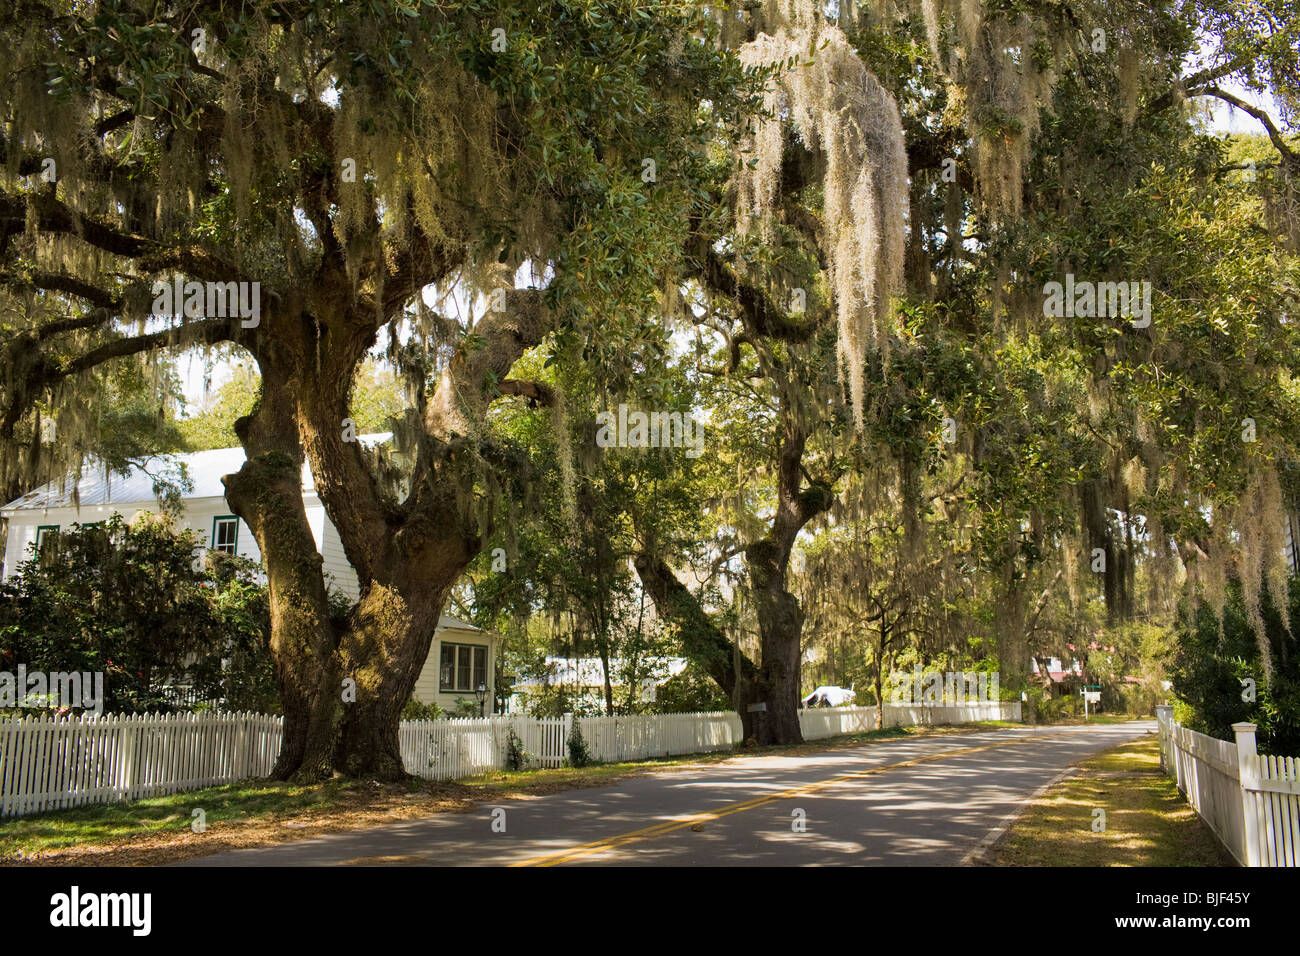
left=1, top=701, right=1023, bottom=818
left=799, top=701, right=1021, bottom=740
left=398, top=715, right=571, bottom=780
left=579, top=711, right=740, bottom=762
left=1156, top=708, right=1300, bottom=866
left=0, top=711, right=281, bottom=818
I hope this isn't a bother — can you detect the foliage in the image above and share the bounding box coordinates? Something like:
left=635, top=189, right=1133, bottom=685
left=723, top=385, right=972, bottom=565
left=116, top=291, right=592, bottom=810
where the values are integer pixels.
left=452, top=697, right=481, bottom=719
left=566, top=719, right=592, bottom=768
left=651, top=664, right=731, bottom=714
left=1171, top=575, right=1300, bottom=755
left=180, top=358, right=404, bottom=451
left=505, top=726, right=527, bottom=771
left=518, top=683, right=602, bottom=719
left=401, top=698, right=446, bottom=720
left=0, top=515, right=278, bottom=713
left=6, top=0, right=1300, bottom=766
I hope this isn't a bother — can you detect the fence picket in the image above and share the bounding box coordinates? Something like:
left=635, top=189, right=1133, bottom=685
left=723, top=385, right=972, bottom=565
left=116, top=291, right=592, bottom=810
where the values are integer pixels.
left=1156, top=712, right=1300, bottom=867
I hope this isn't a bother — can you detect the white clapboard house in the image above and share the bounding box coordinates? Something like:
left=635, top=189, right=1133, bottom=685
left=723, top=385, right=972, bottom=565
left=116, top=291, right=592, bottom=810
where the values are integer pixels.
left=0, top=441, right=496, bottom=713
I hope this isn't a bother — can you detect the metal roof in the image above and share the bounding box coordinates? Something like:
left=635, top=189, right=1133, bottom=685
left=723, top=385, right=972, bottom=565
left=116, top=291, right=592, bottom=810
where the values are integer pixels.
left=438, top=614, right=481, bottom=632
left=1, top=435, right=391, bottom=514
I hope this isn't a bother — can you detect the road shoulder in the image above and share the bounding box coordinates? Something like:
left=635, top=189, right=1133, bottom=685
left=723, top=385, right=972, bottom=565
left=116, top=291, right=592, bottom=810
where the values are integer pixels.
left=978, top=733, right=1234, bottom=866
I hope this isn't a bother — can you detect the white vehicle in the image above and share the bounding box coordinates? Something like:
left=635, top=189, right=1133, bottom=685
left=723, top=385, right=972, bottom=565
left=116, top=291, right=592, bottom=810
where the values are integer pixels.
left=803, top=685, right=856, bottom=708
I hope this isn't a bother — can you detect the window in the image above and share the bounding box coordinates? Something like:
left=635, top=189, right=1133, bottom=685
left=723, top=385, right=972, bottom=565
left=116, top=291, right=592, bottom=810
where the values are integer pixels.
left=35, top=525, right=59, bottom=555
left=212, top=516, right=239, bottom=555
left=439, top=642, right=488, bottom=693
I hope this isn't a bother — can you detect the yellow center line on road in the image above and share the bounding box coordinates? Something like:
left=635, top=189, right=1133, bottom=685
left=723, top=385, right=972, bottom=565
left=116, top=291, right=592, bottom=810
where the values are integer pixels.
left=508, top=729, right=1073, bottom=867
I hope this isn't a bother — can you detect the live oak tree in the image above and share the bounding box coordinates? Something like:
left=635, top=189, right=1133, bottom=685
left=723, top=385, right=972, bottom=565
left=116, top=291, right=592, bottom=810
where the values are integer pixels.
left=513, top=0, right=1300, bottom=741
left=8, top=0, right=1300, bottom=773
left=0, top=0, right=759, bottom=779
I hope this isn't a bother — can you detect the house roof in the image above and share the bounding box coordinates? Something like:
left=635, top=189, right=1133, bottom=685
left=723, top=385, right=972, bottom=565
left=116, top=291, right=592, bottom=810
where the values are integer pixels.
left=438, top=614, right=481, bottom=632
left=1, top=435, right=391, bottom=514
left=515, top=656, right=687, bottom=688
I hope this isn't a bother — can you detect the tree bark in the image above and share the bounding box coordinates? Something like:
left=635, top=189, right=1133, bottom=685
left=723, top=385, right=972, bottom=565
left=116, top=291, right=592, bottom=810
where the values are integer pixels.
left=224, top=367, right=343, bottom=782
left=747, top=539, right=804, bottom=745
left=739, top=419, right=834, bottom=745
left=218, top=278, right=545, bottom=781
left=873, top=627, right=887, bottom=731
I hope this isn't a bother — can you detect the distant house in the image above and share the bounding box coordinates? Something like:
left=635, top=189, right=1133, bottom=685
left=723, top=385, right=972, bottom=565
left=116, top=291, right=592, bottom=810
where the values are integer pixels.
left=508, top=655, right=688, bottom=713
left=0, top=442, right=497, bottom=713
left=1030, top=656, right=1082, bottom=692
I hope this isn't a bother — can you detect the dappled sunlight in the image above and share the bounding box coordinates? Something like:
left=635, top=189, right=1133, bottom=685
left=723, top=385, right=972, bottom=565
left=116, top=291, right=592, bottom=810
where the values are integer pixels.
left=167, top=724, right=1158, bottom=867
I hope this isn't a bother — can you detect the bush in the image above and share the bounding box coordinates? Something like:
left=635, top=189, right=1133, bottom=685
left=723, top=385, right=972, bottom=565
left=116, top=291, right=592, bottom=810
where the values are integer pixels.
left=1023, top=685, right=1083, bottom=723
left=652, top=665, right=731, bottom=713
left=452, top=697, right=481, bottom=718
left=0, top=515, right=278, bottom=714
left=1171, top=575, right=1300, bottom=754
left=520, top=684, right=603, bottom=718
left=1118, top=680, right=1161, bottom=717
left=401, top=698, right=446, bottom=720
left=505, top=726, right=527, bottom=771
left=567, top=719, right=592, bottom=768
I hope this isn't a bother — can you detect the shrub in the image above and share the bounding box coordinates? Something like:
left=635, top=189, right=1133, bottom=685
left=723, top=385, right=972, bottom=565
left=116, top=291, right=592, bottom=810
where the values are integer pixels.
left=652, top=665, right=730, bottom=713
left=1118, top=680, right=1161, bottom=717
left=0, top=515, right=278, bottom=714
left=521, top=684, right=603, bottom=718
left=567, top=719, right=592, bottom=768
left=505, top=726, right=527, bottom=771
left=1023, top=685, right=1082, bottom=723
left=401, top=698, right=446, bottom=720
left=1171, top=575, right=1300, bottom=754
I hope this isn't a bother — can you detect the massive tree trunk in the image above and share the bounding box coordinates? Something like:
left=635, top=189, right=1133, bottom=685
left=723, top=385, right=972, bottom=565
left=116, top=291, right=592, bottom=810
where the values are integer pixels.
left=634, top=409, right=832, bottom=746
left=741, top=422, right=833, bottom=745
left=747, top=539, right=804, bottom=745
left=224, top=363, right=344, bottom=781
left=222, top=284, right=550, bottom=782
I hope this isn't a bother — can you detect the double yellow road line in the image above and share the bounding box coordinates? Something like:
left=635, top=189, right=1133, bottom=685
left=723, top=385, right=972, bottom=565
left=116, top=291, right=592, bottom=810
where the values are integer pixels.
left=509, top=729, right=1068, bottom=867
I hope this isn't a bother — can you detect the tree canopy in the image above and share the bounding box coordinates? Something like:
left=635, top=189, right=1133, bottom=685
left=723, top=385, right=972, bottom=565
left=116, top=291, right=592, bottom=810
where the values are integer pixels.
left=5, top=0, right=1300, bottom=771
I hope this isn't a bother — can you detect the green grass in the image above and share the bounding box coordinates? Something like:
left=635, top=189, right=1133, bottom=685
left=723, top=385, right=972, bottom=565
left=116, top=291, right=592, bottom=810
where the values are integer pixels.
left=993, top=735, right=1234, bottom=866
left=0, top=778, right=382, bottom=858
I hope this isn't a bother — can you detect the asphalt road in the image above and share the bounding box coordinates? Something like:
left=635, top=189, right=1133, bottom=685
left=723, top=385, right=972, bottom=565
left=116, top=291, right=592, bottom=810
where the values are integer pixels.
left=181, top=721, right=1154, bottom=867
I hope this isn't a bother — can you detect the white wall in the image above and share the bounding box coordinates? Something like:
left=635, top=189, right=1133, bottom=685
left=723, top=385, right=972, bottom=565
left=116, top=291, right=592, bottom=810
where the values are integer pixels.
left=2, top=498, right=261, bottom=579
left=317, top=508, right=359, bottom=601
left=412, top=628, right=496, bottom=713
left=2, top=494, right=358, bottom=590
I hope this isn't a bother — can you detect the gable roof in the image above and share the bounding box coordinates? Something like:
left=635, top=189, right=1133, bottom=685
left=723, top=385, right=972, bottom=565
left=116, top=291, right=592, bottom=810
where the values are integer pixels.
left=1, top=435, right=391, bottom=514
left=515, top=656, right=687, bottom=687
left=438, top=614, right=482, bottom=633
